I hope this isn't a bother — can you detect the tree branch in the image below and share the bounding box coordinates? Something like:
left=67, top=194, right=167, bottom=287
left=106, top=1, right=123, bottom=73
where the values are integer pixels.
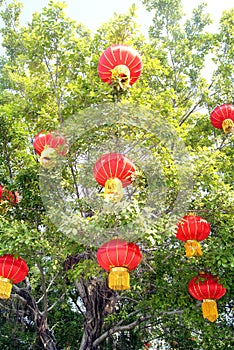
left=93, top=314, right=151, bottom=347
left=93, top=308, right=184, bottom=347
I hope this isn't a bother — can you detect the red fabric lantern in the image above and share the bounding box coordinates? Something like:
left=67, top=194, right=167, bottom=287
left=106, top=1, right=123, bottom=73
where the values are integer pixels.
left=33, top=131, right=68, bottom=168
left=98, top=44, right=142, bottom=89
left=97, top=238, right=142, bottom=290
left=0, top=185, right=19, bottom=206
left=33, top=131, right=68, bottom=155
left=0, top=254, right=29, bottom=299
left=4, top=190, right=19, bottom=205
left=0, top=185, right=3, bottom=200
left=33, top=131, right=68, bottom=169
left=93, top=153, right=136, bottom=202
left=176, top=214, right=210, bottom=258
left=188, top=273, right=226, bottom=322
left=210, top=104, right=234, bottom=134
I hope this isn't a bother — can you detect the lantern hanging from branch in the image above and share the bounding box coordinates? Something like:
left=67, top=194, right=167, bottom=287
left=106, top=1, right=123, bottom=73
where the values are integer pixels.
left=176, top=214, right=210, bottom=258
left=4, top=189, right=19, bottom=205
left=0, top=185, right=19, bottom=212
left=188, top=273, right=226, bottom=322
left=97, top=238, right=142, bottom=290
left=98, top=44, right=142, bottom=89
left=33, top=131, right=68, bottom=168
left=0, top=254, right=29, bottom=299
left=93, top=153, right=136, bottom=202
left=210, top=103, right=234, bottom=134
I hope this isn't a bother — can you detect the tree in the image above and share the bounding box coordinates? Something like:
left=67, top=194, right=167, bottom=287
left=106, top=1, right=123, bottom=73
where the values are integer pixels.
left=0, top=0, right=233, bottom=349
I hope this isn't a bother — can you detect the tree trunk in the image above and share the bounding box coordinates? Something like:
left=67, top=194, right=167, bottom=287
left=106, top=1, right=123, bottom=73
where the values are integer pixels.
left=12, top=286, right=59, bottom=350
left=37, top=316, right=58, bottom=350
left=76, top=279, right=116, bottom=350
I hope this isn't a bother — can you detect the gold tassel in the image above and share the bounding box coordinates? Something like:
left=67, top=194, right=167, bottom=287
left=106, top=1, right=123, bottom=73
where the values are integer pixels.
left=185, top=240, right=202, bottom=258
left=104, top=178, right=123, bottom=202
left=111, top=65, right=130, bottom=89
left=40, top=147, right=58, bottom=169
left=108, top=267, right=130, bottom=290
left=202, top=299, right=218, bottom=322
left=222, top=119, right=234, bottom=134
left=0, top=277, right=13, bottom=299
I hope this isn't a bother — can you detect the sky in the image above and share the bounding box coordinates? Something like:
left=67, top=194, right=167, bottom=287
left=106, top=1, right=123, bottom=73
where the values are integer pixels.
left=0, top=0, right=233, bottom=80
left=14, top=0, right=234, bottom=35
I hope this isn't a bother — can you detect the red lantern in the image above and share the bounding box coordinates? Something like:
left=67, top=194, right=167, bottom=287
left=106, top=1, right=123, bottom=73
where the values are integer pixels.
left=0, top=185, right=19, bottom=205
left=93, top=153, right=136, bottom=202
left=176, top=214, right=210, bottom=258
left=98, top=44, right=142, bottom=89
left=33, top=131, right=68, bottom=168
left=188, top=273, right=226, bottom=322
left=0, top=254, right=29, bottom=299
left=0, top=185, right=3, bottom=200
left=5, top=189, right=19, bottom=205
left=210, top=104, right=234, bottom=134
left=97, top=238, right=142, bottom=290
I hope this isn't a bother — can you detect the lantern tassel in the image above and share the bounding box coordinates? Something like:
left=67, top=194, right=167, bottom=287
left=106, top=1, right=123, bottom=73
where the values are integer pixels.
left=104, top=178, right=123, bottom=202
left=0, top=277, right=13, bottom=299
left=109, top=267, right=130, bottom=290
left=111, top=65, right=130, bottom=89
left=202, top=299, right=218, bottom=322
left=222, top=119, right=234, bottom=134
left=185, top=240, right=202, bottom=258
left=40, top=147, right=58, bottom=169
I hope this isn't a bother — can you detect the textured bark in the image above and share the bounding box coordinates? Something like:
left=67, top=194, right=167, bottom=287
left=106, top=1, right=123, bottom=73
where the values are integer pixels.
left=12, top=285, right=58, bottom=350
left=36, top=316, right=58, bottom=350
left=76, top=278, right=116, bottom=350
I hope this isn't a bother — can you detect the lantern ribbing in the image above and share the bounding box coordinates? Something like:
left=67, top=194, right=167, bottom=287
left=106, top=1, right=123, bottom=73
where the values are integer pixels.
left=33, top=131, right=68, bottom=168
left=97, top=239, right=142, bottom=290
left=188, top=273, right=226, bottom=322
left=210, top=104, right=234, bottom=134
left=93, top=153, right=136, bottom=202
left=0, top=255, right=29, bottom=299
left=176, top=214, right=210, bottom=257
left=98, top=45, right=142, bottom=89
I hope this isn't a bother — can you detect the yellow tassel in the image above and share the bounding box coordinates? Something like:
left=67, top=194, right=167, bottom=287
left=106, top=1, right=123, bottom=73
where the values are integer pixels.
left=104, top=178, right=123, bottom=202
left=40, top=148, right=58, bottom=169
left=185, top=240, right=202, bottom=258
left=111, top=65, right=130, bottom=89
left=222, top=119, right=234, bottom=134
left=108, top=267, right=130, bottom=290
left=202, top=299, right=218, bottom=322
left=0, top=277, right=13, bottom=299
